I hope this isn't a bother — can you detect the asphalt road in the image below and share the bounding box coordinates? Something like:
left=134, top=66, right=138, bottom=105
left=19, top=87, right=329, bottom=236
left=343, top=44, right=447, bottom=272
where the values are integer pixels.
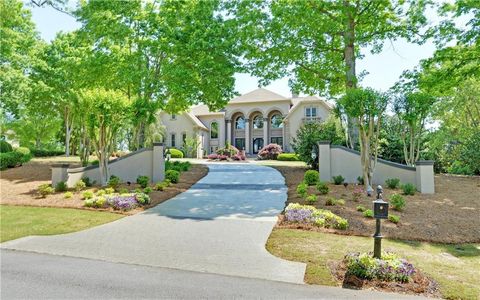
left=1, top=250, right=424, bottom=300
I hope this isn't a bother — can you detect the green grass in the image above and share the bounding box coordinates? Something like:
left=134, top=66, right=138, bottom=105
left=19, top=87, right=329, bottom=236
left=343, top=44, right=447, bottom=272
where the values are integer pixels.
left=0, top=205, right=124, bottom=242
left=267, top=228, right=480, bottom=300
left=254, top=160, right=307, bottom=167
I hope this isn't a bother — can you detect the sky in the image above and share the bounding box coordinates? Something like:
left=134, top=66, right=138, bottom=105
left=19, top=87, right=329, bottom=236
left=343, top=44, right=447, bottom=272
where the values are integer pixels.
left=29, top=3, right=439, bottom=99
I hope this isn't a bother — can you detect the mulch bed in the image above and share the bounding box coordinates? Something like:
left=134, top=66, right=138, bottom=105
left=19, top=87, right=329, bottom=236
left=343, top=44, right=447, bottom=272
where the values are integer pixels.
left=329, top=260, right=441, bottom=298
left=0, top=159, right=208, bottom=215
left=272, top=165, right=480, bottom=244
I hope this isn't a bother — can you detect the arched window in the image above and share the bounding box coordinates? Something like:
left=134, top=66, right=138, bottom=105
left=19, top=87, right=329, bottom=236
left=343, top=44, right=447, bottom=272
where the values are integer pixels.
left=270, top=114, right=283, bottom=128
left=235, top=116, right=245, bottom=130
left=253, top=115, right=263, bottom=129
left=210, top=122, right=218, bottom=139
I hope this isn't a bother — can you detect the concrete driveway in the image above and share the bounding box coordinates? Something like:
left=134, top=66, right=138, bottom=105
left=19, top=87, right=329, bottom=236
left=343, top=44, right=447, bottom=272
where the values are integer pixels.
left=2, top=163, right=306, bottom=283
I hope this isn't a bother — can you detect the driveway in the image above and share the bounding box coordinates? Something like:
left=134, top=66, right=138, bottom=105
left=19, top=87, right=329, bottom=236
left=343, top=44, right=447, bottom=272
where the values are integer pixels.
left=1, top=163, right=306, bottom=283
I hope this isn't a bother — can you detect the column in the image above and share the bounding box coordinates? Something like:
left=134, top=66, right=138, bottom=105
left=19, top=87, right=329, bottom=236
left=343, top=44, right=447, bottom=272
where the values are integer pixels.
left=318, top=141, right=331, bottom=182
left=51, top=164, right=69, bottom=187
left=415, top=160, right=435, bottom=194
left=226, top=119, right=232, bottom=146
left=263, top=117, right=268, bottom=146
left=152, top=143, right=165, bottom=182
left=244, top=119, right=250, bottom=154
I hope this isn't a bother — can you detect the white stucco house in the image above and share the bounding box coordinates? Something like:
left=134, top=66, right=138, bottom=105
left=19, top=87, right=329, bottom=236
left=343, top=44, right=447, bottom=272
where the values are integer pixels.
left=159, top=88, right=333, bottom=157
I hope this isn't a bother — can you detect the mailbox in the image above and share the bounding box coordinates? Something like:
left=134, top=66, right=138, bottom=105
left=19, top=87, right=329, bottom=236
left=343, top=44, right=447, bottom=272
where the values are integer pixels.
left=373, top=199, right=389, bottom=219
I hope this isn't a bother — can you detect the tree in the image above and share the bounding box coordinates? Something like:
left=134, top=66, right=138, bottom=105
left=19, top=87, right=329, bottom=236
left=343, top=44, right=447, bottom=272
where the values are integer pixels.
left=79, top=88, right=131, bottom=186
left=230, top=0, right=429, bottom=146
left=393, top=92, right=436, bottom=166
left=291, top=117, right=345, bottom=169
left=337, top=88, right=388, bottom=188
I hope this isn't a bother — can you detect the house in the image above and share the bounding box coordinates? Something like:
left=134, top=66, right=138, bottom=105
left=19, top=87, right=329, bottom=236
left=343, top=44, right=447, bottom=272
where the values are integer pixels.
left=159, top=88, right=332, bottom=157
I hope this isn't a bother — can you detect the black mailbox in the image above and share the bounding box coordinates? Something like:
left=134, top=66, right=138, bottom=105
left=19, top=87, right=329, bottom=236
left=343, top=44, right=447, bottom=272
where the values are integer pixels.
left=373, top=199, right=389, bottom=219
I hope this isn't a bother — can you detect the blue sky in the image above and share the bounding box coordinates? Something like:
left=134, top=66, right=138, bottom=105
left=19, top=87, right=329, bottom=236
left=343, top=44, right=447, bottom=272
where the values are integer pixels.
left=29, top=4, right=438, bottom=99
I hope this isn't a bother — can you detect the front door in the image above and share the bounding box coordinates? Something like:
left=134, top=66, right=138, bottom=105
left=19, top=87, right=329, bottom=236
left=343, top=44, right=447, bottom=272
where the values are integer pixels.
left=235, top=138, right=245, bottom=150
left=253, top=138, right=264, bottom=154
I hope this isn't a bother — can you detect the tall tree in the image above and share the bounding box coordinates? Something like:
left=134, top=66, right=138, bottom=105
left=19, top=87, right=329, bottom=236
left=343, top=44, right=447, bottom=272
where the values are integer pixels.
left=337, top=88, right=388, bottom=188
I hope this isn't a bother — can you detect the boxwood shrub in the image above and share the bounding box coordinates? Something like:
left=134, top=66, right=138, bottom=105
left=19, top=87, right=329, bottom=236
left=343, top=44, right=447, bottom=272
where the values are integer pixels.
left=0, top=151, right=25, bottom=169
left=30, top=148, right=64, bottom=157
left=0, top=140, right=13, bottom=153
left=277, top=153, right=300, bottom=161
left=304, top=170, right=319, bottom=185
left=168, top=148, right=184, bottom=158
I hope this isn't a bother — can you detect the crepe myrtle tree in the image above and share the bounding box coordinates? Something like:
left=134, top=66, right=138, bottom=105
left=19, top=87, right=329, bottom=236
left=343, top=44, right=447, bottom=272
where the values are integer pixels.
left=337, top=88, right=389, bottom=189
left=79, top=88, right=131, bottom=186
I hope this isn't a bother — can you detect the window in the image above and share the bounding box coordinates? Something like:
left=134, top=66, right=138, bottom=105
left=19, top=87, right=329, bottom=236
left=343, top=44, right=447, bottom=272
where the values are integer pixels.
left=305, top=107, right=317, bottom=118
left=182, top=133, right=187, bottom=144
left=253, top=115, right=263, bottom=129
left=210, top=122, right=219, bottom=139
left=235, top=116, right=245, bottom=130
left=270, top=114, right=283, bottom=128
left=171, top=134, right=176, bottom=148
left=271, top=137, right=283, bottom=146
left=171, top=114, right=176, bottom=120
left=235, top=138, right=245, bottom=150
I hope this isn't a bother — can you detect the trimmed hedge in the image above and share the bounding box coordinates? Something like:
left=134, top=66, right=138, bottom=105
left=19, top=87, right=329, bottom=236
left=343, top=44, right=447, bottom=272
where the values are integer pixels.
left=0, top=141, right=13, bottom=153
left=277, top=153, right=300, bottom=161
left=168, top=148, right=184, bottom=158
left=0, top=151, right=26, bottom=169
left=30, top=148, right=64, bottom=157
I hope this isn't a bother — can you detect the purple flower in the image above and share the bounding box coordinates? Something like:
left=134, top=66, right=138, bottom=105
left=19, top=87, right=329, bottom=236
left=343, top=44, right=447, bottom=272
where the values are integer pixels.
left=107, top=194, right=138, bottom=210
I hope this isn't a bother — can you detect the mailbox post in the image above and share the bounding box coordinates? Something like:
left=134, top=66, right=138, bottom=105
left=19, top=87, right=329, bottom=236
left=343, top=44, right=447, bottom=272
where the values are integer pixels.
left=373, top=185, right=388, bottom=259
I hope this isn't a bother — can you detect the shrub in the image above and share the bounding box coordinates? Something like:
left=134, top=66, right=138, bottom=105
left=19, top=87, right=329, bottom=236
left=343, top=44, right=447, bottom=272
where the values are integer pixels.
left=296, top=182, right=308, bottom=198
left=316, top=181, right=329, bottom=195
left=390, top=194, right=406, bottom=211
left=74, top=180, right=86, bottom=192
left=64, top=191, right=73, bottom=199
left=135, top=192, right=150, bottom=205
left=216, top=144, right=238, bottom=157
left=0, top=151, right=24, bottom=169
left=257, top=143, right=283, bottom=160
left=388, top=214, right=400, bottom=224
left=168, top=148, right=184, bottom=158
left=15, top=147, right=32, bottom=163
left=277, top=153, right=299, bottom=161
left=166, top=170, right=180, bottom=183
left=447, top=160, right=474, bottom=175
left=29, top=148, right=64, bottom=157
left=38, top=184, right=54, bottom=197
left=155, top=182, right=167, bottom=191
left=164, top=179, right=171, bottom=186
left=332, top=175, right=345, bottom=185
left=108, top=175, right=121, bottom=189
left=352, top=187, right=363, bottom=202
left=356, top=205, right=366, bottom=212
left=325, top=197, right=337, bottom=206
left=55, top=181, right=67, bottom=192
left=82, top=176, right=94, bottom=187
left=304, top=170, right=319, bottom=185
left=136, top=175, right=150, bottom=188
left=232, top=152, right=246, bottom=161
left=363, top=209, right=374, bottom=218
left=344, top=252, right=416, bottom=282
left=284, top=203, right=348, bottom=230
left=385, top=178, right=400, bottom=189
left=104, top=187, right=115, bottom=194
left=94, top=197, right=107, bottom=208
left=0, top=140, right=13, bottom=153
left=207, top=153, right=218, bottom=160
left=336, top=199, right=345, bottom=206
left=357, top=176, right=364, bottom=185
left=305, top=194, right=318, bottom=204
left=96, top=189, right=106, bottom=196
left=143, top=187, right=153, bottom=194
left=401, top=183, right=416, bottom=195
left=107, top=194, right=138, bottom=210
left=84, top=199, right=95, bottom=207
left=119, top=188, right=129, bottom=194
left=82, top=190, right=94, bottom=199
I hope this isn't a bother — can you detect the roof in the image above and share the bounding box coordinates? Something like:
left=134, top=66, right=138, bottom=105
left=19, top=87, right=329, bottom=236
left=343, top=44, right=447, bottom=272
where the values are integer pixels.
left=186, top=112, right=208, bottom=131
left=190, top=104, right=225, bottom=116
left=229, top=88, right=288, bottom=104
left=285, top=96, right=334, bottom=120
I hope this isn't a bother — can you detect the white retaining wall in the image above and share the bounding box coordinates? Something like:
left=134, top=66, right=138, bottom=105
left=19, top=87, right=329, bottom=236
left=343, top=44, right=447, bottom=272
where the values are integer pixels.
left=52, top=143, right=165, bottom=187
left=318, top=141, right=435, bottom=194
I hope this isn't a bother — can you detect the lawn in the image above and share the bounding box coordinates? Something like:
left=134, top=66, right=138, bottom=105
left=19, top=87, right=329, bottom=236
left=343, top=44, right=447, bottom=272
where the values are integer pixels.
left=0, top=205, right=124, bottom=242
left=267, top=228, right=480, bottom=300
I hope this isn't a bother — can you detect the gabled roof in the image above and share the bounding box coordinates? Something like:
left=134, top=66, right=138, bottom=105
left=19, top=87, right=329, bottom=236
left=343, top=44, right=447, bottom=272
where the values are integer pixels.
left=190, top=104, right=225, bottom=116
left=229, top=88, right=288, bottom=104
left=186, top=112, right=208, bottom=131
left=284, top=96, right=334, bottom=120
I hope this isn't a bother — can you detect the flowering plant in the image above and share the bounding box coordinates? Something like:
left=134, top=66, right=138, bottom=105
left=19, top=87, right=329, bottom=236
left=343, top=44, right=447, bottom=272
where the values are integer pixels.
left=257, top=143, right=283, bottom=160
left=106, top=194, right=138, bottom=210
left=344, top=252, right=416, bottom=282
left=207, top=153, right=218, bottom=160
left=284, top=203, right=348, bottom=229
left=352, top=187, right=363, bottom=202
